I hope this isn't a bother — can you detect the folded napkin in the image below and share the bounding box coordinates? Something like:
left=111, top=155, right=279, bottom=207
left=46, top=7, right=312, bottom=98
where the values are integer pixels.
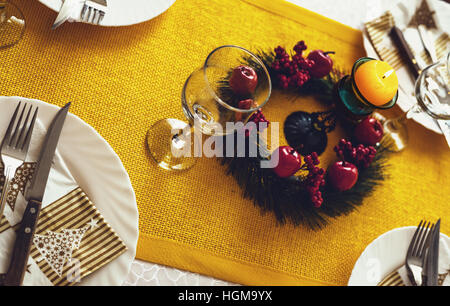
left=364, top=0, right=450, bottom=146
left=0, top=101, right=127, bottom=285
left=379, top=236, right=450, bottom=286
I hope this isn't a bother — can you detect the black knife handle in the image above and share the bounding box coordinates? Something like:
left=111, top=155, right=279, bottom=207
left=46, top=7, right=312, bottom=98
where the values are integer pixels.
left=1, top=200, right=41, bottom=286
left=389, top=26, right=421, bottom=79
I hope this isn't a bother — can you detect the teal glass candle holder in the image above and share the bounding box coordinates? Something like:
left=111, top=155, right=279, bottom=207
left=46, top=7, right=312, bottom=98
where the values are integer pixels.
left=334, top=57, right=398, bottom=122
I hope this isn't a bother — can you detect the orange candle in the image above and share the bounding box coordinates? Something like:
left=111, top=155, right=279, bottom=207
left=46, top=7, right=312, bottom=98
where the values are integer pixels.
left=354, top=60, right=398, bottom=106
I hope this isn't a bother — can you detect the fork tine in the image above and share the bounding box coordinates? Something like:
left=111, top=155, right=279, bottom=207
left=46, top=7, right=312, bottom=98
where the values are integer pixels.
left=92, top=8, right=97, bottom=23
left=98, top=10, right=105, bottom=24
left=1, top=102, right=21, bottom=149
left=81, top=4, right=87, bottom=20
left=420, top=221, right=433, bottom=255
left=407, top=220, right=423, bottom=257
left=9, top=103, right=27, bottom=147
left=410, top=220, right=425, bottom=256
left=420, top=222, right=435, bottom=258
left=416, top=221, right=431, bottom=256
left=16, top=105, right=32, bottom=150
left=21, top=107, right=38, bottom=153
left=80, top=3, right=105, bottom=25
left=87, top=6, right=92, bottom=22
left=412, top=221, right=428, bottom=256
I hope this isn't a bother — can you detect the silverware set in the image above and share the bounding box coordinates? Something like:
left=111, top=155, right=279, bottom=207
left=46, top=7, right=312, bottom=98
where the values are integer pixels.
left=405, top=220, right=440, bottom=286
left=380, top=219, right=441, bottom=286
left=0, top=102, right=70, bottom=286
left=80, top=0, right=107, bottom=25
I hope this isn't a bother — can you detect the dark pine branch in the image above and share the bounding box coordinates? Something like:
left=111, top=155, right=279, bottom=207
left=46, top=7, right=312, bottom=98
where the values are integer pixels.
left=220, top=133, right=390, bottom=230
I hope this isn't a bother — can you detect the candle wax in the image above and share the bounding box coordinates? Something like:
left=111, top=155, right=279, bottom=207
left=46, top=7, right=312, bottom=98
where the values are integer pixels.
left=354, top=60, right=398, bottom=106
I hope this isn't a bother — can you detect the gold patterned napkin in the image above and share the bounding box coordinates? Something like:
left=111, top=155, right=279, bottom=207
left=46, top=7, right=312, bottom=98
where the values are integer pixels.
left=0, top=101, right=127, bottom=285
left=0, top=187, right=126, bottom=285
left=31, top=187, right=126, bottom=285
left=379, top=267, right=450, bottom=286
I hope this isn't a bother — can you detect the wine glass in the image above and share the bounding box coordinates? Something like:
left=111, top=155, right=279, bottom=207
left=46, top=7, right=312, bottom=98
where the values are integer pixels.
left=146, top=45, right=272, bottom=171
left=0, top=1, right=25, bottom=49
left=382, top=51, right=450, bottom=151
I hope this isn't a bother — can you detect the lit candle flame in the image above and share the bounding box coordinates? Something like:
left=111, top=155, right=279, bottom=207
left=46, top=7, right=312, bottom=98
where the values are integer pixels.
left=382, top=69, right=394, bottom=79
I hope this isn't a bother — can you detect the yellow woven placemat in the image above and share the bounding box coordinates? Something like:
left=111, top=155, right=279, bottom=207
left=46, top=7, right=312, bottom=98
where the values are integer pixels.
left=2, top=0, right=449, bottom=286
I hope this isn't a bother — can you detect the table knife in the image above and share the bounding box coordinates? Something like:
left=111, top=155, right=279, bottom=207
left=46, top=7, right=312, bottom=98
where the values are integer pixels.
left=0, top=103, right=70, bottom=286
left=422, top=219, right=440, bottom=286
left=52, top=0, right=75, bottom=30
left=389, top=26, right=422, bottom=79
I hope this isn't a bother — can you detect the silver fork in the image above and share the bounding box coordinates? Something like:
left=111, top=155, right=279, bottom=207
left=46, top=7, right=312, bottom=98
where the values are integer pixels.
left=0, top=102, right=38, bottom=218
left=80, top=0, right=107, bottom=25
left=405, top=220, right=435, bottom=286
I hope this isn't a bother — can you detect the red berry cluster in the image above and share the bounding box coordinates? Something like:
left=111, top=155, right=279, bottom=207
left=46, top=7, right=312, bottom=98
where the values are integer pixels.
left=249, top=109, right=269, bottom=129
left=271, top=41, right=315, bottom=89
left=334, top=139, right=377, bottom=169
left=242, top=110, right=270, bottom=137
left=303, top=152, right=326, bottom=208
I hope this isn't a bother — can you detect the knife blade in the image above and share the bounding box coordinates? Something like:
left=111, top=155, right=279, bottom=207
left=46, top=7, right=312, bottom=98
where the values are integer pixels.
left=52, top=0, right=75, bottom=30
left=422, top=219, right=440, bottom=286
left=0, top=103, right=70, bottom=286
left=25, top=103, right=70, bottom=202
left=427, top=219, right=440, bottom=286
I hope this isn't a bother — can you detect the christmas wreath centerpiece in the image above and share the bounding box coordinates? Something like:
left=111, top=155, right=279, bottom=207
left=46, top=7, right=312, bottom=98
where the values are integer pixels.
left=220, top=41, right=392, bottom=230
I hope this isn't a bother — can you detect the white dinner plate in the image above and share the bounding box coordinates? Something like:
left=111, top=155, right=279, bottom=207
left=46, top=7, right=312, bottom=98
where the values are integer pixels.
left=39, top=0, right=176, bottom=27
left=348, top=226, right=449, bottom=286
left=0, top=96, right=139, bottom=285
left=362, top=35, right=443, bottom=135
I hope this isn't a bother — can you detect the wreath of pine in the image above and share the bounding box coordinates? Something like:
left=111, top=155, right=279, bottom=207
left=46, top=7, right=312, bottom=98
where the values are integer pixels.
left=218, top=44, right=391, bottom=230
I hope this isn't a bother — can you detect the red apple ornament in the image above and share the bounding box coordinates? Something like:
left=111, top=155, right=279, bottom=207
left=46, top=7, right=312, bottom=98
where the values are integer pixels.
left=327, top=161, right=358, bottom=191
left=354, top=117, right=384, bottom=146
left=229, top=65, right=258, bottom=96
left=238, top=99, right=256, bottom=110
left=272, top=146, right=302, bottom=178
left=235, top=99, right=255, bottom=121
left=307, top=50, right=334, bottom=78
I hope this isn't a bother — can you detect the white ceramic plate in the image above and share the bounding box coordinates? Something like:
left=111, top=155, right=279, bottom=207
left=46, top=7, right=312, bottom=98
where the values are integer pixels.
left=348, top=226, right=449, bottom=286
left=362, top=35, right=443, bottom=135
left=39, top=0, right=176, bottom=27
left=0, top=96, right=139, bottom=285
